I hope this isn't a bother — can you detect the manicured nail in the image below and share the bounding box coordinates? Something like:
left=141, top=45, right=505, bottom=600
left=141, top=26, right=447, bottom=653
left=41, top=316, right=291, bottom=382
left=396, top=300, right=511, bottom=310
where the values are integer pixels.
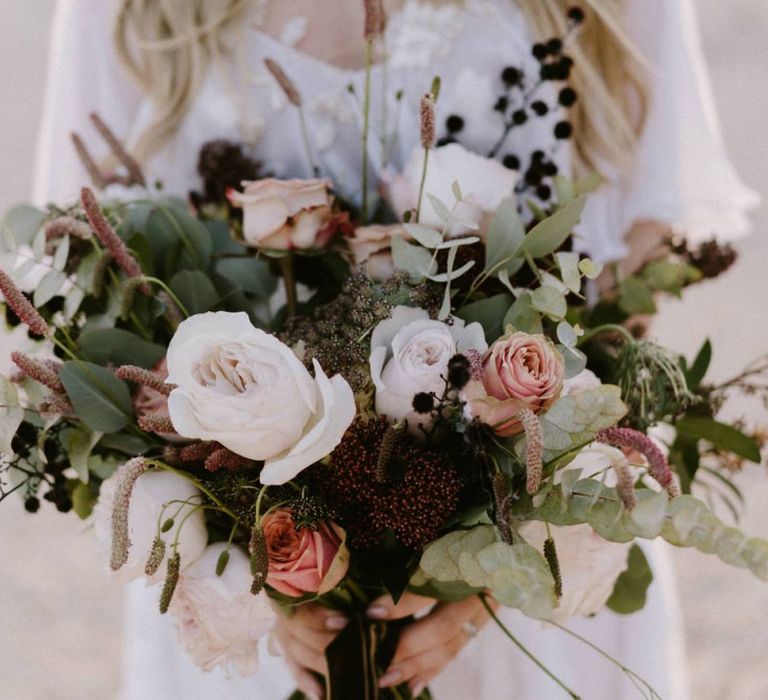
left=367, top=604, right=389, bottom=619
left=325, top=615, right=348, bottom=630
left=378, top=669, right=402, bottom=687
left=411, top=682, right=426, bottom=697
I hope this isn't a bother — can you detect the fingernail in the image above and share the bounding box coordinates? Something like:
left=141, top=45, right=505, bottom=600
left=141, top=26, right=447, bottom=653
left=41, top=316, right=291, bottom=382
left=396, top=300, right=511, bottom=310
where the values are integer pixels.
left=412, top=682, right=426, bottom=697
left=325, top=615, right=348, bottom=630
left=367, top=604, right=389, bottom=619
left=378, top=669, right=402, bottom=687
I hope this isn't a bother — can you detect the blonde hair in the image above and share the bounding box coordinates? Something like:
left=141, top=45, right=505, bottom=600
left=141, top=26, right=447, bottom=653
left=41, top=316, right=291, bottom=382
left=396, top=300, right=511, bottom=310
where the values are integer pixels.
left=115, top=0, right=647, bottom=173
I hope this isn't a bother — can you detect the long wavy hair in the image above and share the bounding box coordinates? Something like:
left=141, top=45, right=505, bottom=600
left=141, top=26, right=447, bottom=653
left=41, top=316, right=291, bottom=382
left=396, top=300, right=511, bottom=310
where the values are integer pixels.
left=114, top=0, right=647, bottom=174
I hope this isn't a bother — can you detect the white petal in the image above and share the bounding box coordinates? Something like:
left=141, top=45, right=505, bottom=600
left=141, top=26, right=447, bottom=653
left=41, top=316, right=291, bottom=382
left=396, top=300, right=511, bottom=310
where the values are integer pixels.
left=259, top=362, right=356, bottom=485
left=370, top=306, right=429, bottom=352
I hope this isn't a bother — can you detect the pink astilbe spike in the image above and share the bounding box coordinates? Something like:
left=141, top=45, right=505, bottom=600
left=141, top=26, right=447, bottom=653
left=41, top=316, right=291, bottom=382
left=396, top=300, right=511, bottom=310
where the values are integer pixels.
left=44, top=216, right=93, bottom=243
left=90, top=112, right=146, bottom=188
left=364, top=0, right=385, bottom=40
left=520, top=408, right=544, bottom=494
left=11, top=352, right=64, bottom=393
left=0, top=269, right=49, bottom=337
left=39, top=394, right=74, bottom=418
left=592, top=443, right=637, bottom=511
left=71, top=132, right=108, bottom=189
left=596, top=427, right=680, bottom=498
left=178, top=441, right=218, bottom=463
left=110, top=457, right=149, bottom=571
left=116, top=365, right=175, bottom=395
left=420, top=93, right=436, bottom=149
left=205, top=447, right=244, bottom=473
left=138, top=414, right=177, bottom=435
left=80, top=187, right=150, bottom=294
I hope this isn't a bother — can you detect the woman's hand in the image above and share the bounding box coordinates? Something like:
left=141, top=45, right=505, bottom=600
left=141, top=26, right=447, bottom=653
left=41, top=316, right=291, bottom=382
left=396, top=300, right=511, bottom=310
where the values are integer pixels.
left=368, top=592, right=497, bottom=696
left=272, top=602, right=349, bottom=700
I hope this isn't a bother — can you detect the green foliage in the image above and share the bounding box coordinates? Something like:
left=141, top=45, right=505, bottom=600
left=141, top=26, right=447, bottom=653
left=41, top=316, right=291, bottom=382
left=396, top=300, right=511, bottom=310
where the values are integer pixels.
left=519, top=196, right=587, bottom=259
left=215, top=257, right=277, bottom=298
left=78, top=328, right=166, bottom=369
left=59, top=362, right=134, bottom=433
left=606, top=544, right=653, bottom=614
left=0, top=205, right=44, bottom=250
left=456, top=293, right=513, bottom=343
left=617, top=277, right=656, bottom=315
left=169, top=270, right=219, bottom=314
left=0, top=375, right=24, bottom=455
left=675, top=416, right=761, bottom=463
left=503, top=293, right=543, bottom=335
left=484, top=197, right=525, bottom=276
left=685, top=338, right=712, bottom=391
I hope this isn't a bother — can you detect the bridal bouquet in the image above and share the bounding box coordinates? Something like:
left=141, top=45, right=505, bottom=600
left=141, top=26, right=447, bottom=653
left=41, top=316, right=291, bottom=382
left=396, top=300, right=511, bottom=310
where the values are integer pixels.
left=2, top=8, right=767, bottom=700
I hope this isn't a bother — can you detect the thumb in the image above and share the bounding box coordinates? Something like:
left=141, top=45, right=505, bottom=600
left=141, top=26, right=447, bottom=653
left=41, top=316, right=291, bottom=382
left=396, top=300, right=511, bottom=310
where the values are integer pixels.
left=366, top=591, right=435, bottom=621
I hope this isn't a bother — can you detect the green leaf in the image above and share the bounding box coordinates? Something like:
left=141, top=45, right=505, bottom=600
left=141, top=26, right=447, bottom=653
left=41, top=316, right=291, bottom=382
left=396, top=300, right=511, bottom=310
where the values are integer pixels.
left=503, top=293, right=543, bottom=335
left=34, top=270, right=67, bottom=307
left=403, top=222, right=443, bottom=248
left=675, top=416, right=761, bottom=463
left=578, top=257, right=603, bottom=280
left=1, top=205, right=44, bottom=250
left=63, top=425, right=102, bottom=483
left=553, top=176, right=575, bottom=205
left=530, top=286, right=567, bottom=321
left=555, top=251, right=581, bottom=293
left=686, top=339, right=712, bottom=390
left=391, top=235, right=436, bottom=281
left=519, top=195, right=587, bottom=259
left=618, top=277, right=656, bottom=315
left=97, top=432, right=153, bottom=456
left=169, top=270, right=219, bottom=314
left=59, top=362, right=134, bottom=433
left=0, top=376, right=24, bottom=455
left=456, top=293, right=513, bottom=343
left=79, top=328, right=166, bottom=369
left=71, top=481, right=97, bottom=520
left=484, top=197, right=525, bottom=274
left=215, top=257, right=278, bottom=298
left=606, top=544, right=653, bottom=614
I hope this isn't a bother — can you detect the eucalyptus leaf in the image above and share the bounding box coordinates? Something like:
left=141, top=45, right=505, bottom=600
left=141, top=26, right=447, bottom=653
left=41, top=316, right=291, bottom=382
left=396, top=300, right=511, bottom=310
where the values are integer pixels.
left=520, top=195, right=587, bottom=259
left=63, top=425, right=102, bottom=483
left=215, top=257, right=277, bottom=298
left=403, top=223, right=443, bottom=248
left=1, top=205, right=44, bottom=250
left=391, top=235, right=436, bottom=281
left=606, top=544, right=653, bottom=614
left=555, top=251, right=581, bottom=293
left=484, top=197, right=525, bottom=275
left=530, top=286, right=567, bottom=321
left=618, top=277, right=656, bottom=315
left=0, top=376, right=24, bottom=455
left=34, top=270, right=67, bottom=307
left=503, top=293, right=543, bottom=335
left=52, top=235, right=70, bottom=271
left=59, top=362, right=134, bottom=433
left=456, top=293, right=513, bottom=343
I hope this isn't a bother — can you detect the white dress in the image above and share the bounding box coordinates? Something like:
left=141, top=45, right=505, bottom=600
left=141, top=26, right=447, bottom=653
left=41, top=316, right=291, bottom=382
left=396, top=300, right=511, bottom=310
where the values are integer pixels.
left=34, top=1, right=757, bottom=698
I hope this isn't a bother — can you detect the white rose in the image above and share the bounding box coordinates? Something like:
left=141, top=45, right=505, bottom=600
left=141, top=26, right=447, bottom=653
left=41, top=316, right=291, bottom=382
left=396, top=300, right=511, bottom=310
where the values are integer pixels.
left=165, top=311, right=356, bottom=485
left=169, top=543, right=275, bottom=676
left=519, top=521, right=631, bottom=623
left=386, top=142, right=518, bottom=236
left=370, top=306, right=487, bottom=423
left=93, top=470, right=208, bottom=584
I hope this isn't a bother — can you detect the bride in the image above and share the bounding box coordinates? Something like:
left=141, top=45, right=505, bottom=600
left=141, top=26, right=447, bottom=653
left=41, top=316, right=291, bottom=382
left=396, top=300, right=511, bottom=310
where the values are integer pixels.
left=35, top=1, right=755, bottom=698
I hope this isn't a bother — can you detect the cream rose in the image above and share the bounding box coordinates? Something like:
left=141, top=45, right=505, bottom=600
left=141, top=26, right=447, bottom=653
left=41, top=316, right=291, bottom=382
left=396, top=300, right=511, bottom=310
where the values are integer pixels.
left=346, top=223, right=409, bottom=281
left=370, top=306, right=487, bottom=423
left=466, top=330, right=565, bottom=436
left=169, top=543, right=275, bottom=676
left=386, top=142, right=518, bottom=236
left=165, top=311, right=356, bottom=485
left=227, top=178, right=334, bottom=250
left=93, top=470, right=208, bottom=583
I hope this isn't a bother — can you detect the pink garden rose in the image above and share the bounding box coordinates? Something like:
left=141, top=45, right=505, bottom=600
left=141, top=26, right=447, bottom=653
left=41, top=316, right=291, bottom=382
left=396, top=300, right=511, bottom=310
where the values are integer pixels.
left=263, top=509, right=349, bottom=597
left=227, top=178, right=335, bottom=250
left=346, top=223, right=409, bottom=281
left=466, top=330, right=565, bottom=436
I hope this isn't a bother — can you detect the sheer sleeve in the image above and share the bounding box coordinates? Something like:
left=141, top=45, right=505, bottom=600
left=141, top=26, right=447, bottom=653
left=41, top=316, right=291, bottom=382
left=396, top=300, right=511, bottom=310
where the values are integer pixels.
left=579, top=0, right=759, bottom=262
left=33, top=0, right=144, bottom=205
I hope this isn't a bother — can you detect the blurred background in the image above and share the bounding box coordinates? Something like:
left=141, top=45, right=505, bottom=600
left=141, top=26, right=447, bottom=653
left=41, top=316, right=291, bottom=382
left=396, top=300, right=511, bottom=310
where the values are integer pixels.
left=0, top=1, right=766, bottom=698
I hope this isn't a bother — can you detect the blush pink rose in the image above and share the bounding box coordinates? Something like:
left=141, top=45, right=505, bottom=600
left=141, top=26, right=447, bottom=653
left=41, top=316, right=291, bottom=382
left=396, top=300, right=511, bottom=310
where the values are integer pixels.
left=227, top=178, right=335, bottom=251
left=466, top=330, right=564, bottom=437
left=346, top=224, right=409, bottom=281
left=263, top=509, right=349, bottom=597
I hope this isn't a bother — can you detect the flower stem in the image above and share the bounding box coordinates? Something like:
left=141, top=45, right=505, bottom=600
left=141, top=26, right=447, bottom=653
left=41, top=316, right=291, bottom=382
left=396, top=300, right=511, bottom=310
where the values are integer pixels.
left=478, top=594, right=581, bottom=699
left=576, top=323, right=634, bottom=347
left=361, top=39, right=374, bottom=222
left=279, top=254, right=298, bottom=319
left=415, top=147, right=430, bottom=223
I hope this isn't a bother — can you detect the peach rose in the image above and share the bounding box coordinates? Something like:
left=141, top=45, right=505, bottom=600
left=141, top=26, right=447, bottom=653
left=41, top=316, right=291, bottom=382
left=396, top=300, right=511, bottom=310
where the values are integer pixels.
left=346, top=224, right=409, bottom=281
left=227, top=178, right=334, bottom=250
left=466, top=330, right=564, bottom=436
left=263, top=509, right=349, bottom=597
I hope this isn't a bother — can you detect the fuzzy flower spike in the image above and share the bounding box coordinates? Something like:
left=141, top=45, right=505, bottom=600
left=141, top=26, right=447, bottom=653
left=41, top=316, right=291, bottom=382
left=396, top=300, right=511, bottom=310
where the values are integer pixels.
left=597, top=427, right=680, bottom=498
left=0, top=269, right=50, bottom=337
left=110, top=457, right=149, bottom=571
